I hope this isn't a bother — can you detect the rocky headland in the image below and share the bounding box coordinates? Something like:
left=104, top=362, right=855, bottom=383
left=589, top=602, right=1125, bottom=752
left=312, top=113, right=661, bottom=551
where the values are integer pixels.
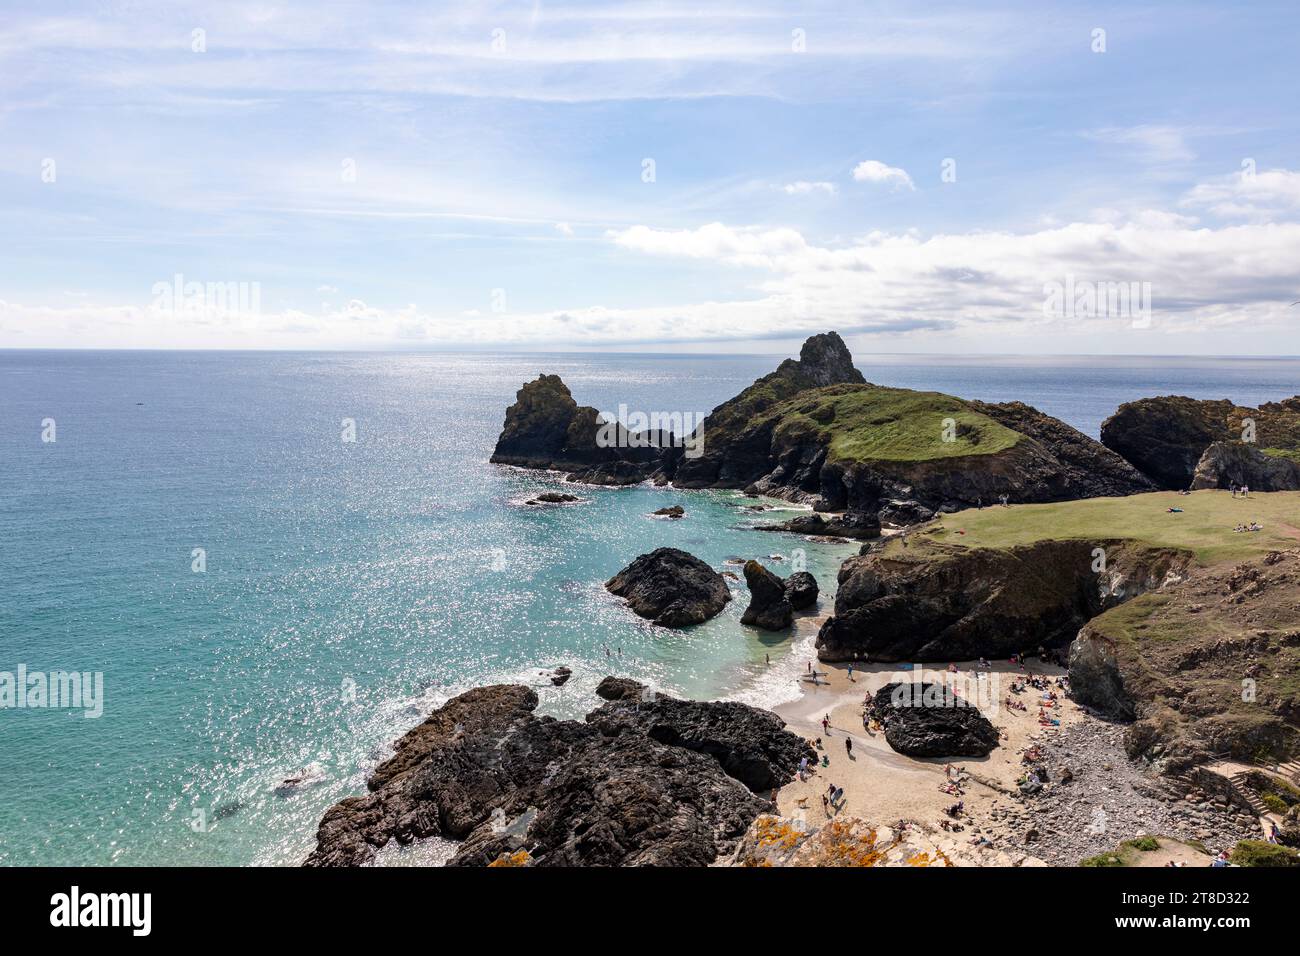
left=818, top=490, right=1300, bottom=770
left=1101, top=394, right=1300, bottom=491
left=305, top=678, right=811, bottom=867
left=490, top=331, right=1156, bottom=526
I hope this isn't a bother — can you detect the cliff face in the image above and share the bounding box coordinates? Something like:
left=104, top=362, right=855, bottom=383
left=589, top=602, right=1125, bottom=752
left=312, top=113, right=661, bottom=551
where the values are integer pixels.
left=817, top=539, right=1190, bottom=662
left=305, top=678, right=811, bottom=867
left=1069, top=549, right=1300, bottom=771
left=1101, top=395, right=1300, bottom=490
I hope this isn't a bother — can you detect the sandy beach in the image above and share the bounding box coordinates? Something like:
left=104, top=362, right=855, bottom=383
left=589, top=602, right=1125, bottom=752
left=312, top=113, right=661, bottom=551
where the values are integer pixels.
left=772, top=622, right=1080, bottom=863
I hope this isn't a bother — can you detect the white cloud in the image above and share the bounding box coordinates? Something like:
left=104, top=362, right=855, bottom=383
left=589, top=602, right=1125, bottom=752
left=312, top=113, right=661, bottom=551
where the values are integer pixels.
left=11, top=207, right=1299, bottom=350
left=851, top=160, right=914, bottom=190
left=554, top=221, right=575, bottom=236
left=608, top=222, right=808, bottom=269
left=782, top=181, right=837, bottom=196
left=1182, top=167, right=1300, bottom=220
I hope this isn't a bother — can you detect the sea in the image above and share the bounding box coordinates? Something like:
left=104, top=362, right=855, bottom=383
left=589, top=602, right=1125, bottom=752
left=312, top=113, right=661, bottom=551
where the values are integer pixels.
left=2, top=350, right=1297, bottom=866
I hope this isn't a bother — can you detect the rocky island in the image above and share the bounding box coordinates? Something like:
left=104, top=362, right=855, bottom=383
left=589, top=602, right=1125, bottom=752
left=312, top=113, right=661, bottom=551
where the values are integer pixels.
left=491, top=332, right=1156, bottom=526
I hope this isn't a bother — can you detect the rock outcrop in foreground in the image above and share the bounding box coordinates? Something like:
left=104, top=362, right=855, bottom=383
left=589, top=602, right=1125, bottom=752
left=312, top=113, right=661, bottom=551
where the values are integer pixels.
left=867, top=683, right=1000, bottom=757
left=605, top=547, right=732, bottom=627
left=1101, top=395, right=1300, bottom=490
left=305, top=679, right=811, bottom=867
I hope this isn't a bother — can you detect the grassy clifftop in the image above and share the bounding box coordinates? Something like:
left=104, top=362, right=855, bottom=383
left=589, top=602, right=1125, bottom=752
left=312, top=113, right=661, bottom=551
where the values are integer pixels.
left=765, top=384, right=1023, bottom=465
left=905, top=489, right=1300, bottom=565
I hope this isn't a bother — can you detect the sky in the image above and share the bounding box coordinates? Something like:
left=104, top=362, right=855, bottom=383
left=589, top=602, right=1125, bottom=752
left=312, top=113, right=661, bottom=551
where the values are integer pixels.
left=1, top=0, right=1298, bottom=354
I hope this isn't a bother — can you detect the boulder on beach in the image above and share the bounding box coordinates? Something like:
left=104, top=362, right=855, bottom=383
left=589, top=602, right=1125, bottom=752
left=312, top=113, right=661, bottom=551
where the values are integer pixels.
left=605, top=547, right=731, bottom=627
left=740, top=560, right=794, bottom=630
left=783, top=571, right=819, bottom=610
left=867, top=682, right=999, bottom=757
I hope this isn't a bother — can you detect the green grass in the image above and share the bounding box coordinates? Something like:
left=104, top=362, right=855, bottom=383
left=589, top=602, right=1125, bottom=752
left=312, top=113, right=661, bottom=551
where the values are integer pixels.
left=1124, top=837, right=1161, bottom=852
left=908, top=490, right=1300, bottom=565
left=1262, top=447, right=1300, bottom=463
left=1263, top=794, right=1289, bottom=814
left=1081, top=836, right=1209, bottom=867
left=766, top=386, right=1023, bottom=464
left=1230, top=840, right=1300, bottom=867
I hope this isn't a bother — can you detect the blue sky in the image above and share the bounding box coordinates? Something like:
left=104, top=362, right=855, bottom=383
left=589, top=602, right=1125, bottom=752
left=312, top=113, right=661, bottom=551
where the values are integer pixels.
left=1, top=1, right=1299, bottom=353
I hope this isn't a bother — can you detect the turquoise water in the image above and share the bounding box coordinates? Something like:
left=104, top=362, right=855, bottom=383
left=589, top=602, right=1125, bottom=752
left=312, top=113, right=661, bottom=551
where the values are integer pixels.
left=3, top=350, right=1299, bottom=866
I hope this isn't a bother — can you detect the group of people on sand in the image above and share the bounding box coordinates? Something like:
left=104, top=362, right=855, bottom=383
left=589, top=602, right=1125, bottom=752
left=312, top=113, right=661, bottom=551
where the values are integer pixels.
left=1229, top=483, right=1251, bottom=498
left=1233, top=521, right=1263, bottom=533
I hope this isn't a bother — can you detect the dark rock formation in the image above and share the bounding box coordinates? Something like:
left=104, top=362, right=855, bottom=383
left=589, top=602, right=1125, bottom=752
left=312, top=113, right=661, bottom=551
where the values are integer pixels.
left=305, top=679, right=810, bottom=867
left=867, top=682, right=999, bottom=757
left=1101, top=395, right=1300, bottom=489
left=740, top=560, right=793, bottom=630
left=1191, top=441, right=1300, bottom=491
left=605, top=547, right=731, bottom=627
left=818, top=539, right=1191, bottom=662
left=595, top=675, right=648, bottom=702
left=549, top=665, right=572, bottom=687
left=672, top=332, right=866, bottom=489
left=1068, top=629, right=1136, bottom=720
left=877, top=499, right=936, bottom=527
left=783, top=571, right=819, bottom=610
left=968, top=400, right=1159, bottom=499
left=586, top=678, right=814, bottom=792
left=490, top=374, right=667, bottom=485
left=759, top=510, right=882, bottom=540
left=651, top=505, right=685, bottom=518
left=527, top=491, right=581, bottom=505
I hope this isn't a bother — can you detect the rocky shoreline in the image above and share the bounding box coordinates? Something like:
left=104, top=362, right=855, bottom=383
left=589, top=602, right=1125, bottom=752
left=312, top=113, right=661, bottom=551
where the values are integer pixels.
left=300, top=332, right=1300, bottom=867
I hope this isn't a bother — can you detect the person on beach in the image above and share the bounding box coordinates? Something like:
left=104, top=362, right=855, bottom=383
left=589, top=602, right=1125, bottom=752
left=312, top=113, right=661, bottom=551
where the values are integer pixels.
left=822, top=715, right=830, bottom=735
left=847, top=663, right=854, bottom=681
left=845, top=737, right=853, bottom=757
